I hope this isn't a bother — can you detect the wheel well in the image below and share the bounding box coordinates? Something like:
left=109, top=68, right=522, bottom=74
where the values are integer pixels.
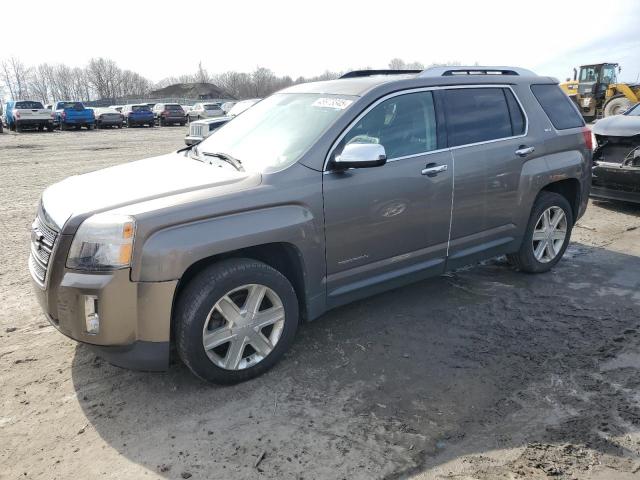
left=541, top=179, right=580, bottom=220
left=173, top=242, right=309, bottom=327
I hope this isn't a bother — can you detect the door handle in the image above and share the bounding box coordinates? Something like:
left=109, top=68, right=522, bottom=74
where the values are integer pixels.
left=421, top=163, right=448, bottom=176
left=515, top=146, right=535, bottom=157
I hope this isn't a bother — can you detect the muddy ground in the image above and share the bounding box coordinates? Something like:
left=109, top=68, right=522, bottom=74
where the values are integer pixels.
left=1, top=127, right=640, bottom=480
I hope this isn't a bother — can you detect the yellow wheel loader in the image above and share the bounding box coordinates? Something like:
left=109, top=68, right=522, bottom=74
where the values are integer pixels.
left=560, top=63, right=640, bottom=121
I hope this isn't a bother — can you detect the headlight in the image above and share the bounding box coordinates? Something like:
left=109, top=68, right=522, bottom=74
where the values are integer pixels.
left=67, top=214, right=135, bottom=271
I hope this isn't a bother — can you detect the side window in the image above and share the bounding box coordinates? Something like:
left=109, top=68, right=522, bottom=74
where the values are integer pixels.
left=530, top=84, right=584, bottom=130
left=444, top=88, right=514, bottom=147
left=337, top=91, right=437, bottom=160
left=505, top=89, right=525, bottom=136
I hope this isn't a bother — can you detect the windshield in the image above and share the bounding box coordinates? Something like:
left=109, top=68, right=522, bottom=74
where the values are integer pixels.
left=198, top=93, right=355, bottom=173
left=132, top=105, right=151, bottom=112
left=16, top=101, right=44, bottom=109
left=228, top=99, right=259, bottom=116
left=165, top=104, right=183, bottom=111
left=204, top=104, right=221, bottom=110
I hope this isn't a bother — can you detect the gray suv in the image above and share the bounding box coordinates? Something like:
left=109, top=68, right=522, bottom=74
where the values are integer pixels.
left=30, top=66, right=591, bottom=384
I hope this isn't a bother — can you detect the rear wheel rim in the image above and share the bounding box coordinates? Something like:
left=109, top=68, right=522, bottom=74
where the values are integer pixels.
left=532, top=206, right=567, bottom=263
left=202, top=284, right=285, bottom=370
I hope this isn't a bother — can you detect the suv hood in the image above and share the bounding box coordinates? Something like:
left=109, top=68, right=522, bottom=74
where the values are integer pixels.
left=42, top=152, right=252, bottom=229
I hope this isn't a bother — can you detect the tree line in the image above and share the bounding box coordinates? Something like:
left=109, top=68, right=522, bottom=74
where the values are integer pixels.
left=0, top=56, right=456, bottom=103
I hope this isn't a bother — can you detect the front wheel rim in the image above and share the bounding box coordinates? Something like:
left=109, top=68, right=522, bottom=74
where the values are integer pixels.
left=202, top=284, right=285, bottom=370
left=532, top=206, right=567, bottom=263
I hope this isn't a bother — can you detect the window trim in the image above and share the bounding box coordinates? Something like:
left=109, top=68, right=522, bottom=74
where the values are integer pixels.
left=323, top=84, right=529, bottom=171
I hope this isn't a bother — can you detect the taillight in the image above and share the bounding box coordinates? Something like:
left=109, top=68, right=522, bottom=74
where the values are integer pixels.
left=61, top=111, right=66, bottom=119
left=15, top=111, right=20, bottom=118
left=582, top=127, right=593, bottom=150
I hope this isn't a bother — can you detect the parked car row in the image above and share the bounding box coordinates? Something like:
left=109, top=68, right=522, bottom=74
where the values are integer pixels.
left=1, top=98, right=260, bottom=134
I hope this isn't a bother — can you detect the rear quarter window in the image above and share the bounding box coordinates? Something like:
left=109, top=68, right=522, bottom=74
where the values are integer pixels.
left=530, top=84, right=584, bottom=130
left=444, top=88, right=519, bottom=147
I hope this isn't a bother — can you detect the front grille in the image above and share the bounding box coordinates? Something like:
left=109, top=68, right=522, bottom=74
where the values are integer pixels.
left=29, top=213, right=59, bottom=286
left=190, top=124, right=204, bottom=137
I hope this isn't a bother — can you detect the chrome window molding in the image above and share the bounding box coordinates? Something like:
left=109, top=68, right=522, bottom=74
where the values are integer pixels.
left=323, top=84, right=529, bottom=172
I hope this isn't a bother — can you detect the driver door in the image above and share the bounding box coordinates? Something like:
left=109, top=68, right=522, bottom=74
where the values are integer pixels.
left=322, top=90, right=454, bottom=306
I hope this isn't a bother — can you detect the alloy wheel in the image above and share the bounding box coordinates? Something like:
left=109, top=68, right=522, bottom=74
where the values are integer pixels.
left=532, top=206, right=567, bottom=263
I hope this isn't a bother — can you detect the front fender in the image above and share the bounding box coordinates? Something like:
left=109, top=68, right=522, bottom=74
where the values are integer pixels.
left=134, top=205, right=322, bottom=283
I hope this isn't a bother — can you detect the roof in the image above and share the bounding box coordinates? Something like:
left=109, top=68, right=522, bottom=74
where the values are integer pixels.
left=281, top=66, right=552, bottom=97
left=149, top=82, right=234, bottom=100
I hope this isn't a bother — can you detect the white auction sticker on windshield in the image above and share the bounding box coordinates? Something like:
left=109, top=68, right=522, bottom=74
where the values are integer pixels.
left=312, top=98, right=353, bottom=110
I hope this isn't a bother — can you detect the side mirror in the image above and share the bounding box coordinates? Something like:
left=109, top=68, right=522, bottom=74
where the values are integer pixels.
left=333, top=143, right=387, bottom=169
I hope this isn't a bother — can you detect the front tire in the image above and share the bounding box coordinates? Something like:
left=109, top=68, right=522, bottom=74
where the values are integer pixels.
left=175, top=259, right=299, bottom=384
left=507, top=191, right=573, bottom=273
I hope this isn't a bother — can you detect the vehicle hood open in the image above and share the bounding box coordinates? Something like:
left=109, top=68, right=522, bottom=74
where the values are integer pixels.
left=42, top=151, right=254, bottom=229
left=593, top=115, right=640, bottom=137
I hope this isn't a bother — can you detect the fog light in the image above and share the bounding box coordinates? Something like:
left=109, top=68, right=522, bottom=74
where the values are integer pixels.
left=84, top=295, right=99, bottom=335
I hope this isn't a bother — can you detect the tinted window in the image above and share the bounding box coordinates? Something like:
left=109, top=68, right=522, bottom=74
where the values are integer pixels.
left=58, top=102, right=84, bottom=110
left=531, top=84, right=584, bottom=130
left=204, top=104, right=221, bottom=110
left=444, top=88, right=513, bottom=146
left=166, top=104, right=183, bottom=111
left=15, top=101, right=44, bottom=109
left=132, top=105, right=151, bottom=112
left=338, top=91, right=437, bottom=160
left=505, top=89, right=525, bottom=135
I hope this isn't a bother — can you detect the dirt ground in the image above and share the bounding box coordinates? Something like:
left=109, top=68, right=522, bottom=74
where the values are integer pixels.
left=1, top=127, right=640, bottom=480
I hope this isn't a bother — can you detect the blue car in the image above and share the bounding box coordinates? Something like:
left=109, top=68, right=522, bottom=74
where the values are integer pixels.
left=122, top=104, right=155, bottom=127
left=53, top=101, right=95, bottom=130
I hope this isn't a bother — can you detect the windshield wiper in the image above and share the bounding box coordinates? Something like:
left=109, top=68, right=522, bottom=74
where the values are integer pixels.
left=203, top=152, right=244, bottom=171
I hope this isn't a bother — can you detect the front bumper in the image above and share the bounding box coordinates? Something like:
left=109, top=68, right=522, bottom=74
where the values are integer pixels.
left=184, top=135, right=204, bottom=145
left=31, top=234, right=177, bottom=370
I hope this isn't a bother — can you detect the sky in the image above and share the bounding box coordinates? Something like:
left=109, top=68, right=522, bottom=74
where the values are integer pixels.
left=2, top=0, right=639, bottom=83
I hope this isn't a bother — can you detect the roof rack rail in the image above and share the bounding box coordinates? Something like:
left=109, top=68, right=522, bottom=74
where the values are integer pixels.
left=419, top=66, right=537, bottom=77
left=340, top=69, right=422, bottom=79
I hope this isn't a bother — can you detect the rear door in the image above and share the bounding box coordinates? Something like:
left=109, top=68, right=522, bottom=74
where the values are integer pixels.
left=442, top=86, right=534, bottom=268
left=323, top=89, right=454, bottom=306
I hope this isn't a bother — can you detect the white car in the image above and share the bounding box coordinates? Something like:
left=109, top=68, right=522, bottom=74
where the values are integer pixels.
left=186, top=102, right=225, bottom=122
left=221, top=101, right=236, bottom=114
left=184, top=116, right=232, bottom=145
left=94, top=107, right=124, bottom=128
left=4, top=100, right=54, bottom=132
left=227, top=98, right=261, bottom=117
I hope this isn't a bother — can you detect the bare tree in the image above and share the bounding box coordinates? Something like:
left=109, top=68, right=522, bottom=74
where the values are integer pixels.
left=1, top=57, right=31, bottom=99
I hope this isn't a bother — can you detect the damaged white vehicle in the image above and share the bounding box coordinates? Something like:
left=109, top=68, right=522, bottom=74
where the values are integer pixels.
left=592, top=103, right=640, bottom=204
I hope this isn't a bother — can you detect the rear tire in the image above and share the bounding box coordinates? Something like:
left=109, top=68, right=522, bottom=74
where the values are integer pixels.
left=507, top=191, right=573, bottom=273
left=603, top=95, right=632, bottom=117
left=175, top=258, right=299, bottom=384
